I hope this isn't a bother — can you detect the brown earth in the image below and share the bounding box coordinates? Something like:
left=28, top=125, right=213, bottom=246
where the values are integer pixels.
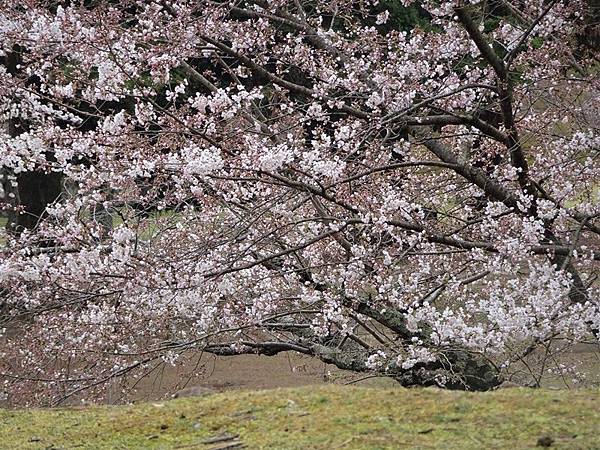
left=106, top=352, right=387, bottom=405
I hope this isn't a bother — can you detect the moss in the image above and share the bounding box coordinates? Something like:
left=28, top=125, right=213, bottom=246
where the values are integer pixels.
left=1, top=385, right=599, bottom=449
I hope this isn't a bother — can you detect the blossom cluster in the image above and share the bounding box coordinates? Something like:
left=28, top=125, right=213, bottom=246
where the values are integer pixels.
left=0, top=0, right=597, bottom=404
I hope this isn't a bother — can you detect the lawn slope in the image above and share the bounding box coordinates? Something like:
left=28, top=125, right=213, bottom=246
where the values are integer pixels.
left=1, top=385, right=599, bottom=449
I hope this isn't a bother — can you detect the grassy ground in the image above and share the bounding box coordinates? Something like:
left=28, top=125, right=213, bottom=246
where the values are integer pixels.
left=1, top=385, right=599, bottom=449
left=0, top=216, right=6, bottom=245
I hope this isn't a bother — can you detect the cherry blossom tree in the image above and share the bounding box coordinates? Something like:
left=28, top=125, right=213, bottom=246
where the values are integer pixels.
left=0, top=0, right=598, bottom=405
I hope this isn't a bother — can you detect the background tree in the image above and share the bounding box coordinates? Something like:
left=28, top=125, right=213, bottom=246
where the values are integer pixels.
left=1, top=46, right=63, bottom=234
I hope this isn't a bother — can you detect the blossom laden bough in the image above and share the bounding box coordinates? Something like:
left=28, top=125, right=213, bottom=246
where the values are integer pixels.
left=0, top=0, right=598, bottom=405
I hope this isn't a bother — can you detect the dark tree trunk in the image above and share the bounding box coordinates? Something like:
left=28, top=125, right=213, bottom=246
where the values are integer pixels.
left=2, top=46, right=63, bottom=234
left=7, top=171, right=63, bottom=233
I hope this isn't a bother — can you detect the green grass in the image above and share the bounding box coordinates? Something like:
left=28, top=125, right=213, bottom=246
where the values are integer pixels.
left=1, top=385, right=599, bottom=449
left=0, top=216, right=6, bottom=246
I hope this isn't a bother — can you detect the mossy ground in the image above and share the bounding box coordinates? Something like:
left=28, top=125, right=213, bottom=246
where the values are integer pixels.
left=1, top=385, right=599, bottom=449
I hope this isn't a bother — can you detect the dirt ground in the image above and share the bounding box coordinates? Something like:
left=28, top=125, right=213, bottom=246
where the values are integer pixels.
left=2, top=322, right=599, bottom=406
left=116, top=345, right=600, bottom=405
left=107, top=352, right=375, bottom=405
